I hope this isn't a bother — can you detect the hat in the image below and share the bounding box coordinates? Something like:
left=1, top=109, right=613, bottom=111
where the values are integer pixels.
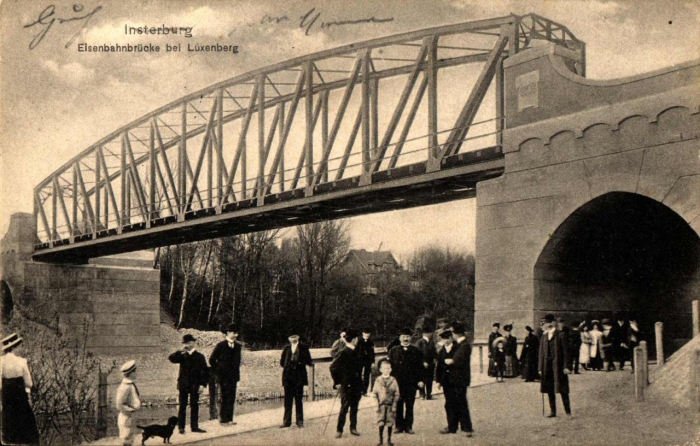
left=601, top=318, right=612, bottom=326
left=492, top=322, right=500, bottom=328
left=223, top=324, right=239, bottom=334
left=439, top=330, right=453, bottom=339
left=1, top=333, right=22, bottom=351
left=121, top=360, right=137, bottom=375
left=362, top=327, right=372, bottom=334
left=344, top=329, right=360, bottom=341
left=591, top=319, right=600, bottom=325
left=421, top=325, right=435, bottom=334
left=543, top=314, right=555, bottom=323
left=339, top=327, right=348, bottom=334
left=399, top=327, right=413, bottom=336
left=503, top=324, right=513, bottom=332
left=525, top=325, right=534, bottom=332
left=288, top=333, right=300, bottom=338
left=492, top=336, right=506, bottom=348
left=451, top=322, right=466, bottom=335
left=182, top=334, right=197, bottom=344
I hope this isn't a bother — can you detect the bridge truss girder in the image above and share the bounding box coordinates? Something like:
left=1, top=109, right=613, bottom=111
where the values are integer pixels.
left=32, top=13, right=584, bottom=262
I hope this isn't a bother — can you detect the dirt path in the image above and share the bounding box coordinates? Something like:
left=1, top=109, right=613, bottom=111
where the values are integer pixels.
left=184, top=367, right=697, bottom=446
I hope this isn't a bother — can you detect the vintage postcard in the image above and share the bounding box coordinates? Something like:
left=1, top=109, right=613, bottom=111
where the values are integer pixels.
left=1, top=1, right=699, bottom=445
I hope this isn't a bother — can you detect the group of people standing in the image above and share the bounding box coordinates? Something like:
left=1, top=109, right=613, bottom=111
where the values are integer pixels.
left=578, top=315, right=645, bottom=373
left=328, top=322, right=473, bottom=445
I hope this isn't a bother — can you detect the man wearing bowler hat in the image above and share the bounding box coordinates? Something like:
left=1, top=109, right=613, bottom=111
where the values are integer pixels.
left=169, top=334, right=209, bottom=434
left=443, top=322, right=474, bottom=437
left=209, top=324, right=243, bottom=425
left=279, top=332, right=313, bottom=428
left=387, top=327, right=424, bottom=434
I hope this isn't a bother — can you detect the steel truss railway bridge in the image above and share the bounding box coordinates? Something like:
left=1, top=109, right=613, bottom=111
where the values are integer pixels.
left=31, top=14, right=584, bottom=263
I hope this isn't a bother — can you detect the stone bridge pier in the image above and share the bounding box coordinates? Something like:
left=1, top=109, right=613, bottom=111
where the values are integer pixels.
left=1, top=213, right=160, bottom=354
left=474, top=43, right=700, bottom=356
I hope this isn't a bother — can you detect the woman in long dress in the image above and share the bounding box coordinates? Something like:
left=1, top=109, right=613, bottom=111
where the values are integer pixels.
left=487, top=323, right=502, bottom=377
left=579, top=324, right=592, bottom=371
left=519, top=326, right=539, bottom=382
left=1, top=333, right=40, bottom=445
left=588, top=321, right=604, bottom=371
left=502, top=324, right=520, bottom=378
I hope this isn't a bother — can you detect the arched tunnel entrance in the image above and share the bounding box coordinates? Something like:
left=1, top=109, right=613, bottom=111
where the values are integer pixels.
left=534, top=192, right=700, bottom=358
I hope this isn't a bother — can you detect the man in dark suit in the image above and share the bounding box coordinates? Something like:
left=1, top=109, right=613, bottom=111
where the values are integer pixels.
left=444, top=322, right=473, bottom=437
left=209, top=324, right=242, bottom=425
left=436, top=329, right=457, bottom=434
left=168, top=334, right=209, bottom=434
left=539, top=314, right=572, bottom=418
left=330, top=329, right=363, bottom=439
left=415, top=325, right=437, bottom=400
left=358, top=328, right=375, bottom=396
left=279, top=333, right=313, bottom=428
left=387, top=327, right=424, bottom=434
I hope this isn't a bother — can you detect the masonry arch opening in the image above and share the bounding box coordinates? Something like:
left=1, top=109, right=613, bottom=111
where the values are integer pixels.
left=534, top=192, right=700, bottom=357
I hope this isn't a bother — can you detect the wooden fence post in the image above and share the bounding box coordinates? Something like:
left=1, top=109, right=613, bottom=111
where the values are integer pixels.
left=209, top=374, right=218, bottom=420
left=479, top=345, right=484, bottom=374
left=693, top=350, right=700, bottom=412
left=309, top=363, right=316, bottom=401
left=693, top=300, right=699, bottom=338
left=634, top=347, right=644, bottom=402
left=96, top=369, right=108, bottom=439
left=655, top=322, right=664, bottom=365
left=639, top=340, right=649, bottom=387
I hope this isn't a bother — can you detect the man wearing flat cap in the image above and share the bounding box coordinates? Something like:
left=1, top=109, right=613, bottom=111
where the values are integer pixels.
left=387, top=328, right=424, bottom=434
left=538, top=314, right=572, bottom=418
left=169, top=334, right=209, bottom=434
left=210, top=324, right=243, bottom=425
left=279, top=333, right=312, bottom=428
left=115, top=360, right=141, bottom=445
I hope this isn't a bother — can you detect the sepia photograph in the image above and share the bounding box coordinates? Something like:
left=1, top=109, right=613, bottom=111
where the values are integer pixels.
left=0, top=0, right=699, bottom=444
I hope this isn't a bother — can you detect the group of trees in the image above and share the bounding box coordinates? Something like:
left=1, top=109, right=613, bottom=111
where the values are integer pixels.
left=158, top=220, right=475, bottom=347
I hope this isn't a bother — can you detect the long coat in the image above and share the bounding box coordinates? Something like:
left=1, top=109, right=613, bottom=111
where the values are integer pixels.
left=280, top=343, right=313, bottom=386
left=330, top=346, right=363, bottom=389
left=209, top=341, right=242, bottom=384
left=387, top=345, right=424, bottom=392
left=169, top=350, right=210, bottom=392
left=538, top=329, right=570, bottom=394
left=519, top=332, right=539, bottom=381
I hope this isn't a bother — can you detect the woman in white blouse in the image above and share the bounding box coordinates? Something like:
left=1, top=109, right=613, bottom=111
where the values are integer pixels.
left=1, top=333, right=40, bottom=445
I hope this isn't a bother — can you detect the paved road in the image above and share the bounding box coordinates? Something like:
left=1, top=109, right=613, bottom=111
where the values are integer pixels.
left=95, top=366, right=697, bottom=446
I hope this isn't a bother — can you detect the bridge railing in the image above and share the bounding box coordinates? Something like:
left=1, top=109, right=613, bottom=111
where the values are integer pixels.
left=33, top=13, right=583, bottom=254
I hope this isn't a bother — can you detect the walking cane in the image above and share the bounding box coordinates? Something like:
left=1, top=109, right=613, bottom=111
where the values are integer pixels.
left=541, top=393, right=545, bottom=416
left=323, top=387, right=340, bottom=435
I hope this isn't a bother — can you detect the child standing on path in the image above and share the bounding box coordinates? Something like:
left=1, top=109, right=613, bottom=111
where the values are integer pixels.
left=494, top=340, right=506, bottom=382
left=372, top=359, right=400, bottom=446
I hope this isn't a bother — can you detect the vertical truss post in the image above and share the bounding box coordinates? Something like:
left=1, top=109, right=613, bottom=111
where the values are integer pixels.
left=216, top=89, right=224, bottom=209
left=371, top=78, right=379, bottom=159
left=120, top=137, right=127, bottom=230
left=149, top=123, right=156, bottom=226
left=35, top=191, right=51, bottom=242
left=179, top=102, right=187, bottom=217
left=304, top=61, right=314, bottom=190
left=509, top=18, right=519, bottom=57
left=72, top=165, right=78, bottom=237
left=360, top=49, right=372, bottom=185
left=257, top=74, right=266, bottom=200
left=207, top=122, right=213, bottom=209
left=426, top=35, right=439, bottom=171
left=495, top=53, right=504, bottom=147
left=321, top=90, right=329, bottom=184
left=125, top=172, right=131, bottom=224
left=51, top=180, right=58, bottom=240
left=279, top=103, right=285, bottom=192
left=95, top=151, right=101, bottom=234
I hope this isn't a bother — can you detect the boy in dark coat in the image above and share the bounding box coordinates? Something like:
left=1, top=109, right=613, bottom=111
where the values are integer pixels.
left=415, top=325, right=437, bottom=400
left=330, top=329, right=363, bottom=438
left=359, top=328, right=376, bottom=396
left=279, top=333, right=313, bottom=428
left=539, top=314, right=572, bottom=418
left=387, top=328, right=424, bottom=434
left=169, top=334, right=210, bottom=434
left=209, top=324, right=242, bottom=426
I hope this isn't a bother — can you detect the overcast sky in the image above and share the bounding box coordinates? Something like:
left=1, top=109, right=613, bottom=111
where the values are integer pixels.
left=1, top=0, right=698, bottom=260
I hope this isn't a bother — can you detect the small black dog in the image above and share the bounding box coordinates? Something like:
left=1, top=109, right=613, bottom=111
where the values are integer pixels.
left=137, top=416, right=179, bottom=445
